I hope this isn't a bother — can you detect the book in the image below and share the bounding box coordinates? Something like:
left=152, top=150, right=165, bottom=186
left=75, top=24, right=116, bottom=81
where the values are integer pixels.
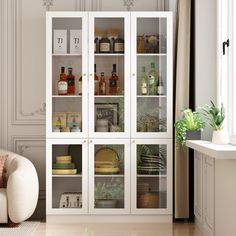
left=52, top=112, right=67, bottom=128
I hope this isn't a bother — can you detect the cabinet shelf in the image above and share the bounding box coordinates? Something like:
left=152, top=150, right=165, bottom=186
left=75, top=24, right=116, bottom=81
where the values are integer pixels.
left=52, top=95, right=82, bottom=98
left=95, top=53, right=124, bottom=56
left=137, top=53, right=166, bottom=56
left=52, top=174, right=82, bottom=178
left=136, top=95, right=166, bottom=98
left=52, top=53, right=82, bottom=56
left=94, top=95, right=124, bottom=98
left=137, top=174, right=167, bottom=178
left=94, top=174, right=124, bottom=177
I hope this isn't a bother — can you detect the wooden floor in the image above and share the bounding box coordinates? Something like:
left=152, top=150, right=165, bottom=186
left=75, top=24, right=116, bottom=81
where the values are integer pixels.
left=32, top=223, right=204, bottom=236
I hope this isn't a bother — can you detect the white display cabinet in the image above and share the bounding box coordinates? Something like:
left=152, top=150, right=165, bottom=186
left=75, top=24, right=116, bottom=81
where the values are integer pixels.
left=88, top=12, right=130, bottom=138
left=46, top=12, right=88, bottom=138
left=131, top=139, right=172, bottom=215
left=88, top=139, right=130, bottom=214
left=46, top=139, right=88, bottom=215
left=46, top=11, right=172, bottom=222
left=131, top=12, right=173, bottom=138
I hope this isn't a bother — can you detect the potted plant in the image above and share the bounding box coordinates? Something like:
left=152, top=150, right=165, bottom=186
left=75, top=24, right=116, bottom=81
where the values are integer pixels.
left=174, top=109, right=205, bottom=146
left=201, top=101, right=229, bottom=144
left=94, top=178, right=124, bottom=208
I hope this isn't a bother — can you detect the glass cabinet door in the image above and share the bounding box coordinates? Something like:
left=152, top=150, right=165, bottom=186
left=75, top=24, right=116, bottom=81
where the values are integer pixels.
left=131, top=12, right=173, bottom=138
left=89, top=139, right=130, bottom=214
left=46, top=139, right=88, bottom=214
left=131, top=139, right=172, bottom=214
left=46, top=13, right=88, bottom=138
left=88, top=12, right=130, bottom=138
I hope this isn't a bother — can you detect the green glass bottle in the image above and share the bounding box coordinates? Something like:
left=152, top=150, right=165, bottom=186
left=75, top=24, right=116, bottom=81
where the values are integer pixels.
left=148, top=62, right=157, bottom=95
left=140, top=66, right=148, bottom=95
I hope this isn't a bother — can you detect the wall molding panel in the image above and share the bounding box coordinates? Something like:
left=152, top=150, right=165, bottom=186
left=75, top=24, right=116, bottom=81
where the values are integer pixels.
left=11, top=0, right=46, bottom=125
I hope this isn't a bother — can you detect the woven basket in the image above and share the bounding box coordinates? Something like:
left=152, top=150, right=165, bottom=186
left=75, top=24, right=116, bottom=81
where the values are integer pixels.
left=137, top=192, right=159, bottom=208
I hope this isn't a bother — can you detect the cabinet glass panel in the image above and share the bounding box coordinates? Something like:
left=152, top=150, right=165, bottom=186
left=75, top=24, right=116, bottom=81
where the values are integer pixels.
left=51, top=18, right=84, bottom=134
left=136, top=144, right=167, bottom=208
left=136, top=18, right=167, bottom=133
left=94, top=144, right=125, bottom=209
left=52, top=144, right=83, bottom=209
left=93, top=18, right=125, bottom=133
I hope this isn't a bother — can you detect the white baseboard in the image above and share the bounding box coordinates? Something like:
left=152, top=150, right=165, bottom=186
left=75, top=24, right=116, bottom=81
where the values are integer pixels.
left=47, top=215, right=172, bottom=223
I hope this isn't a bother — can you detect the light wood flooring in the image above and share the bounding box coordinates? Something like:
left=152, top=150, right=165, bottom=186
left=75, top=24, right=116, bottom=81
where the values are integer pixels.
left=32, top=223, right=204, bottom=236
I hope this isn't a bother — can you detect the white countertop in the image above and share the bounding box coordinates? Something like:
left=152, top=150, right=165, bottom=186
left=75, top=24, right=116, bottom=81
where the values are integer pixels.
left=186, top=140, right=236, bottom=159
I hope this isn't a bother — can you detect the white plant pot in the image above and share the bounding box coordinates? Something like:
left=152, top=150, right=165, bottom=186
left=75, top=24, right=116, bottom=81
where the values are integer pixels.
left=212, top=130, right=229, bottom=145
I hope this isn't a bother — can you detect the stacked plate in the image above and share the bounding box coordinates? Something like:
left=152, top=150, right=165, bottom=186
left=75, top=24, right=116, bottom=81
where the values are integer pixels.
left=95, top=147, right=120, bottom=174
left=138, top=153, right=166, bottom=175
left=52, top=155, right=77, bottom=175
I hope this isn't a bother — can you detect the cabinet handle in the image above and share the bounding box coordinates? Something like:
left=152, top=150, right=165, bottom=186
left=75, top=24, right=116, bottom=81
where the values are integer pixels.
left=83, top=140, right=86, bottom=143
left=89, top=73, right=93, bottom=76
left=83, top=73, right=86, bottom=76
left=132, top=73, right=135, bottom=77
left=89, top=140, right=93, bottom=143
left=132, top=140, right=135, bottom=143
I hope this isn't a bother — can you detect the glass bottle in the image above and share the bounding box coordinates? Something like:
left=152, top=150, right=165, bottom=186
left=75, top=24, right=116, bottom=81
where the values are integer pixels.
left=94, top=64, right=99, bottom=95
left=157, top=74, right=164, bottom=95
left=140, top=66, right=148, bottom=95
left=113, top=37, right=124, bottom=53
left=58, top=66, right=68, bottom=95
left=109, top=64, right=118, bottom=95
left=78, top=75, right=82, bottom=95
left=99, top=72, right=106, bottom=95
left=148, top=62, right=157, bottom=95
left=67, top=68, right=75, bottom=95
left=99, top=37, right=111, bottom=53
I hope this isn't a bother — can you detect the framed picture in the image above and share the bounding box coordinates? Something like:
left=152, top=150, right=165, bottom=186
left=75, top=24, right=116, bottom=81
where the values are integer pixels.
left=95, top=103, right=119, bottom=126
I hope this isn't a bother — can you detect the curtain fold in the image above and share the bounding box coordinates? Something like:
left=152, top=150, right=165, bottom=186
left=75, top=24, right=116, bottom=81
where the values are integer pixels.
left=174, top=0, right=191, bottom=218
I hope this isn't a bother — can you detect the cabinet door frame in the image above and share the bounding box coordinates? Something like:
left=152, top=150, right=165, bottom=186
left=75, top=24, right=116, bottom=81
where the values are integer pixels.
left=46, top=12, right=89, bottom=139
left=88, top=12, right=131, bottom=139
left=130, top=138, right=172, bottom=214
left=130, top=12, right=173, bottom=139
left=88, top=138, right=131, bottom=214
left=46, top=138, right=88, bottom=215
left=194, top=151, right=203, bottom=223
left=202, top=154, right=215, bottom=235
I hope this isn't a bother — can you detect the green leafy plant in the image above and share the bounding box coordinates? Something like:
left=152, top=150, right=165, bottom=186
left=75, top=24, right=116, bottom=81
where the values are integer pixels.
left=201, top=101, right=225, bottom=130
left=174, top=109, right=205, bottom=146
left=94, top=178, right=124, bottom=200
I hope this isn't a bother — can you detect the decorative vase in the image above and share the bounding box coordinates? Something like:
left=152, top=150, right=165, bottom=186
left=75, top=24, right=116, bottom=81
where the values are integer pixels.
left=186, top=130, right=201, bottom=140
left=95, top=199, right=117, bottom=208
left=212, top=130, right=229, bottom=145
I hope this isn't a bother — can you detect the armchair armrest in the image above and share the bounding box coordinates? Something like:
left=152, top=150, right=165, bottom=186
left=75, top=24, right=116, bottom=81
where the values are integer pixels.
left=7, top=156, right=39, bottom=223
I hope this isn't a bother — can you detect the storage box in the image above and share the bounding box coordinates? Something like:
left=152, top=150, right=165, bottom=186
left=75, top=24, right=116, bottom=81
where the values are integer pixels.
left=59, top=192, right=82, bottom=208
left=53, top=30, right=67, bottom=54
left=52, top=112, right=67, bottom=128
left=70, top=30, right=82, bottom=54
left=67, top=112, right=82, bottom=128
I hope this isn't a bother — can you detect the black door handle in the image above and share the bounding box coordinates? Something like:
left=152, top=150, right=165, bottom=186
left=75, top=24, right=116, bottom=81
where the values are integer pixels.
left=223, top=39, right=229, bottom=55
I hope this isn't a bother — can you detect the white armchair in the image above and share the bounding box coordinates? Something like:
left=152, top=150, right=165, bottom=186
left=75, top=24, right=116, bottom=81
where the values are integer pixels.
left=0, top=149, right=39, bottom=223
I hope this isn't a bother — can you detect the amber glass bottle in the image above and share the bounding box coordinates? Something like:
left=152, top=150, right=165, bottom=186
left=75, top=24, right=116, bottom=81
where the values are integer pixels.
left=109, top=64, right=118, bottom=95
left=58, top=66, right=68, bottom=95
left=99, top=72, right=106, bottom=95
left=67, top=68, right=75, bottom=95
left=94, top=64, right=99, bottom=95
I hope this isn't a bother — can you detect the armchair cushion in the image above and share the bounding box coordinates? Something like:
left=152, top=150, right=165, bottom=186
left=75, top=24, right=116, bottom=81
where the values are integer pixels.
left=0, top=155, right=8, bottom=188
